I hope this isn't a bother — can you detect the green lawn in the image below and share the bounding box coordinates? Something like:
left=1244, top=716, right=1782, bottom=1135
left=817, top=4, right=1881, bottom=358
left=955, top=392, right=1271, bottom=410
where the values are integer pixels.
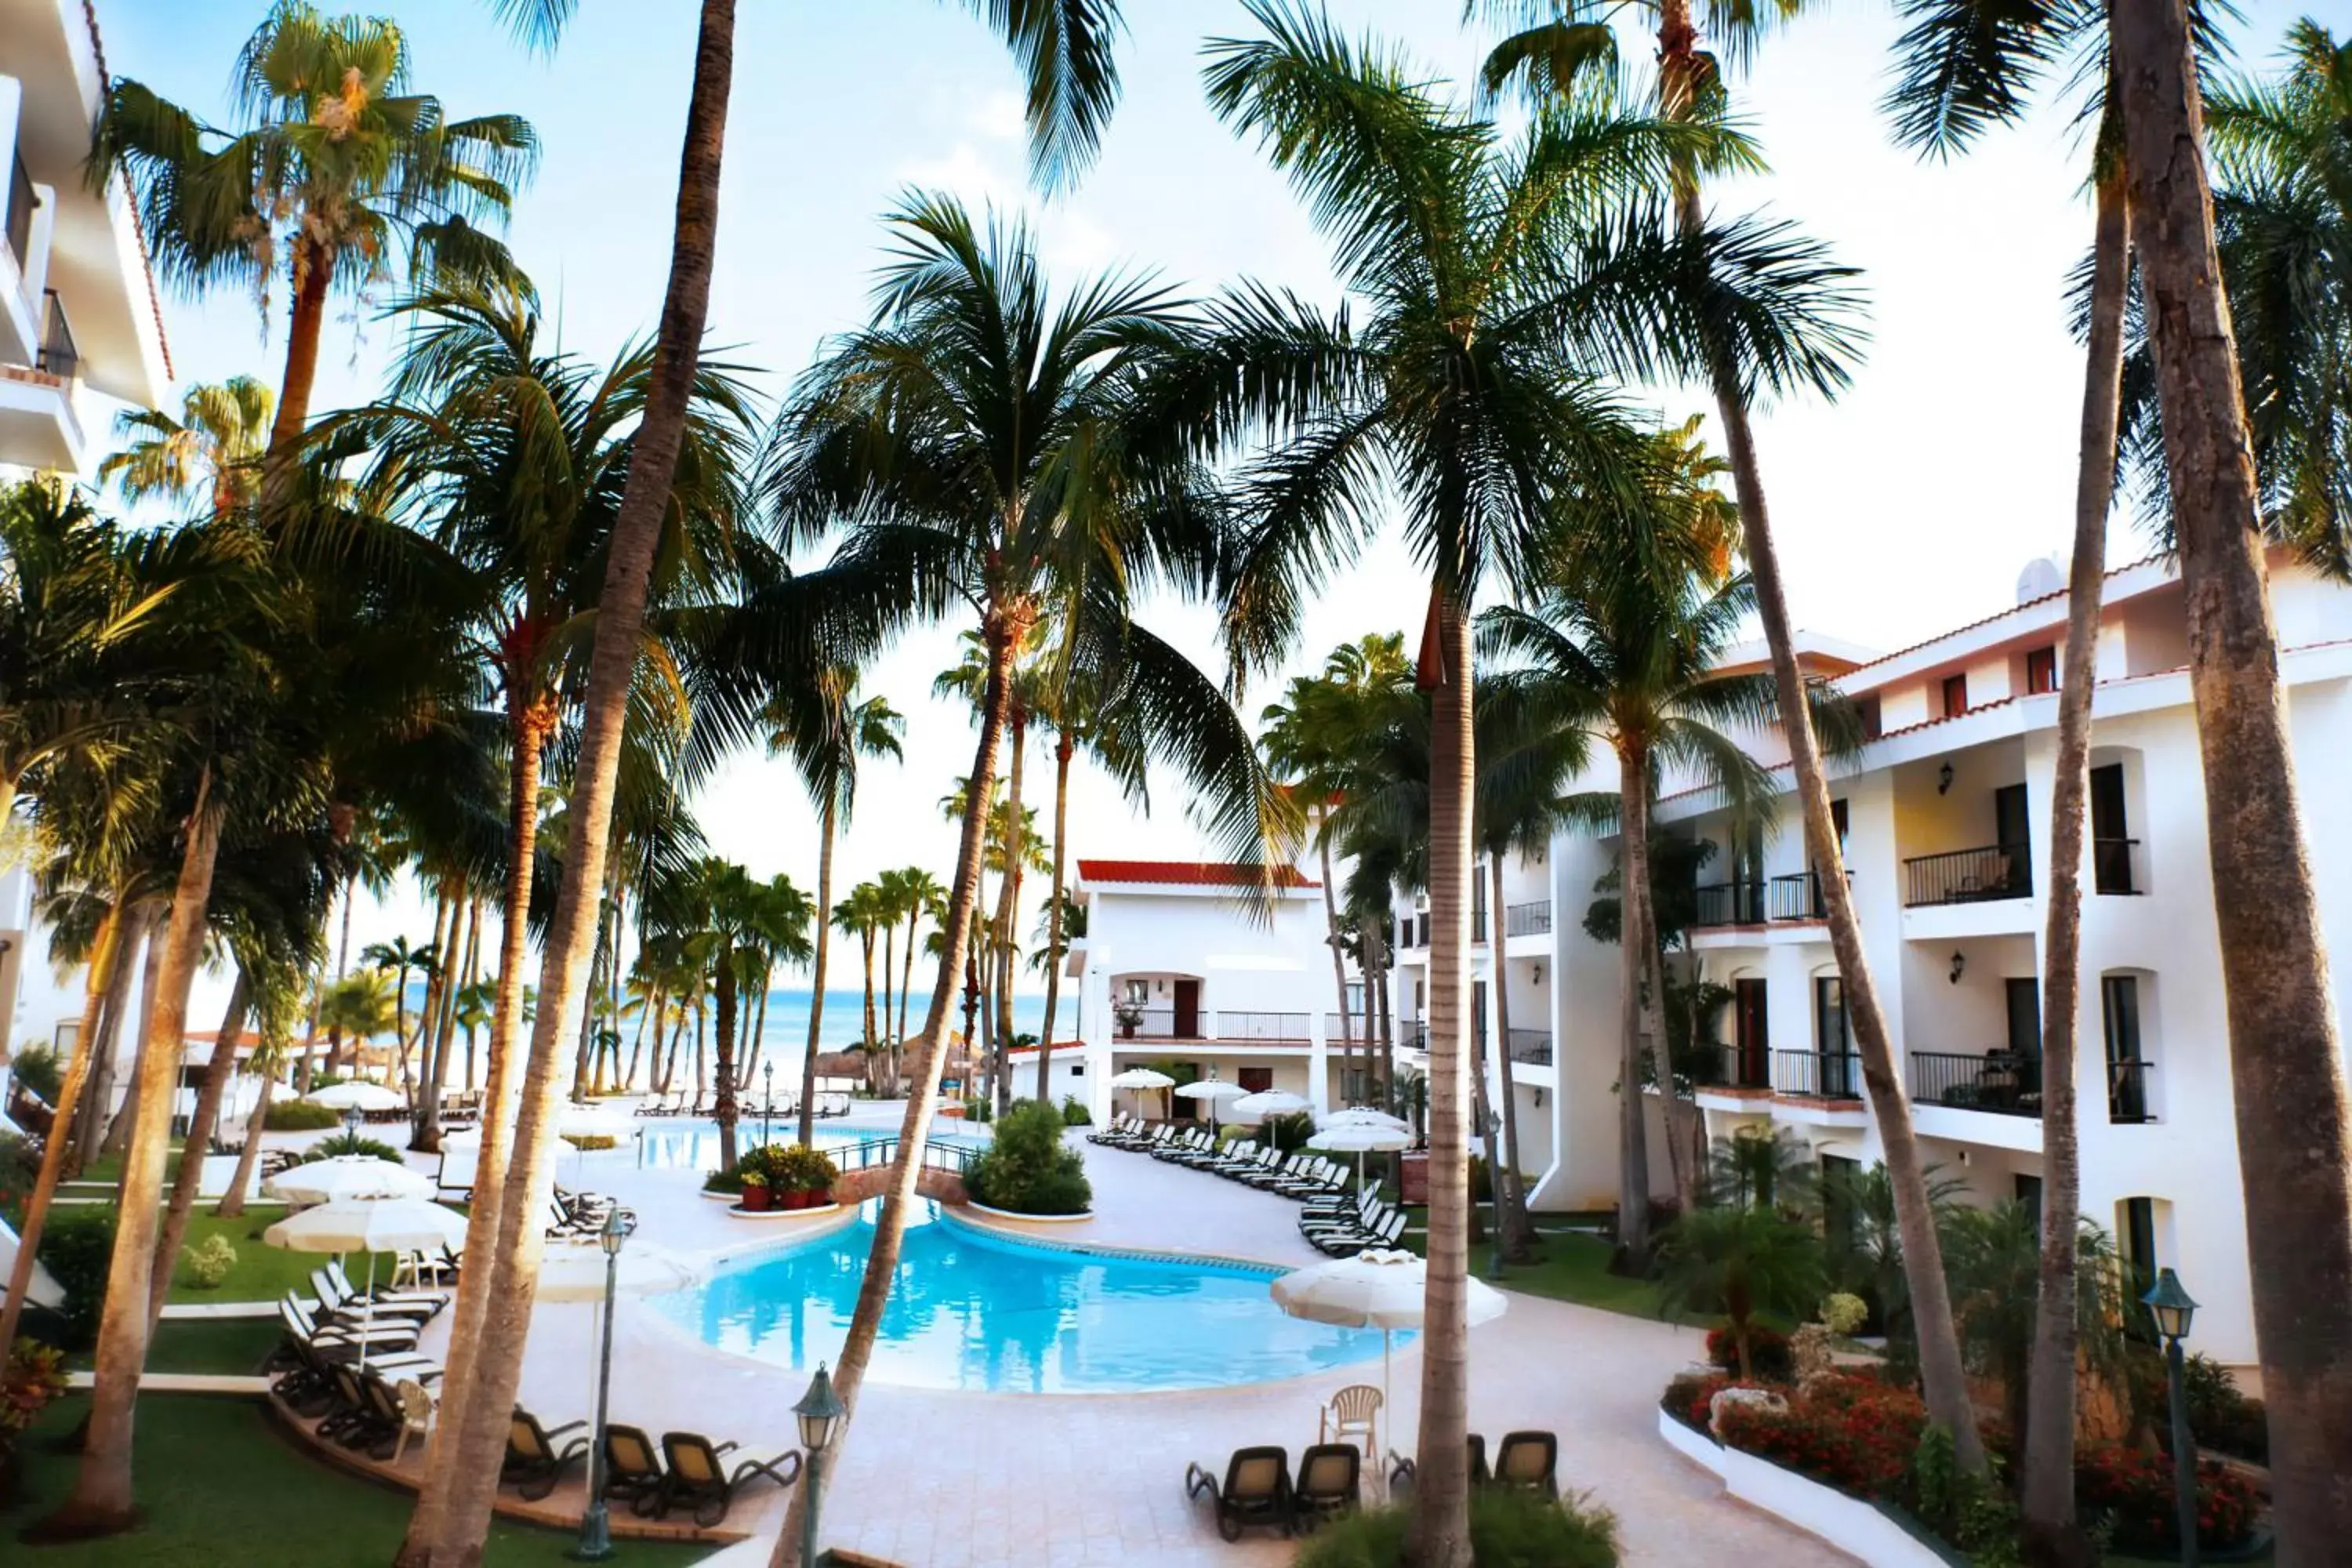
left=64, top=1318, right=282, bottom=1377
left=5, top=1396, right=708, bottom=1566
left=161, top=1208, right=408, bottom=1305
left=1393, top=1209, right=1697, bottom=1323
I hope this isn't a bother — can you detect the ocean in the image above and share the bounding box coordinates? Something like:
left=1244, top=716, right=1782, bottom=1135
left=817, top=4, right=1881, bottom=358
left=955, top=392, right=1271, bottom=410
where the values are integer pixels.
left=742, top=986, right=1058, bottom=1052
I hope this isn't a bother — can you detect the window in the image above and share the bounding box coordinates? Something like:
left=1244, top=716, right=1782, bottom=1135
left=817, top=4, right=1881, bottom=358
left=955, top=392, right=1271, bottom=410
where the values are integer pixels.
left=2090, top=764, right=2136, bottom=894
left=1941, top=672, right=1969, bottom=717
left=2103, top=975, right=2151, bottom=1123
left=1814, top=976, right=1856, bottom=1095
left=2119, top=1196, right=2159, bottom=1295
left=1830, top=797, right=1849, bottom=847
left=1238, top=1067, right=1274, bottom=1094
left=1069, top=1062, right=1084, bottom=1076
left=1123, top=978, right=1149, bottom=1007
left=1822, top=1154, right=1860, bottom=1256
left=2027, top=646, right=2058, bottom=695
left=1857, top=694, right=1882, bottom=740
left=2015, top=1174, right=2045, bottom=1235
left=2005, top=978, right=2042, bottom=1058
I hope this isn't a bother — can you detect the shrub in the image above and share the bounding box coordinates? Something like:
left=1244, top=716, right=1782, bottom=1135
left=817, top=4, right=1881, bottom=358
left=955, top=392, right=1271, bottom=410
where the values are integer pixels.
left=561, top=1132, right=618, bottom=1152
left=1292, top=1488, right=1620, bottom=1567
left=2180, top=1351, right=2267, bottom=1465
left=1818, top=1291, right=1869, bottom=1337
left=1901, top=1425, right=2022, bottom=1566
left=7, top=1044, right=61, bottom=1104
left=303, top=1132, right=403, bottom=1163
left=1261, top=1110, right=1316, bottom=1152
left=266, top=1099, right=341, bottom=1131
left=183, top=1234, right=238, bottom=1289
left=2, top=1338, right=68, bottom=1439
left=1663, top=1371, right=1740, bottom=1431
left=964, top=1099, right=1092, bottom=1216
left=1059, top=1096, right=1092, bottom=1127
left=1712, top=1370, right=1927, bottom=1497
left=36, top=1205, right=117, bottom=1349
left=1706, top=1323, right=1794, bottom=1381
left=702, top=1168, right=744, bottom=1195
left=2076, top=1440, right=2258, bottom=1554
left=734, top=1142, right=837, bottom=1192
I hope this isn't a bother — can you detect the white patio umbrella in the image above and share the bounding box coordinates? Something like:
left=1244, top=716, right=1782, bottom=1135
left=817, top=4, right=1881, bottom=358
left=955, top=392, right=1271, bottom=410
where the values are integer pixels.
left=264, top=1198, right=470, bottom=1365
left=303, top=1080, right=402, bottom=1112
left=1231, top=1089, right=1312, bottom=1122
left=1105, top=1065, right=1174, bottom=1120
left=1307, top=1122, right=1413, bottom=1193
left=263, top=1154, right=432, bottom=1205
left=1174, top=1078, right=1247, bottom=1132
left=1321, top=1107, right=1410, bottom=1133
left=1272, top=1247, right=1510, bottom=1461
left=535, top=1239, right=699, bottom=1303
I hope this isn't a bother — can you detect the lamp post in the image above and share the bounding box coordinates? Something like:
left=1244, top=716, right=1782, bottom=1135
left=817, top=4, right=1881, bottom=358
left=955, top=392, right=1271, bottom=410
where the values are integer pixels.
left=341, top=1104, right=363, bottom=1142
left=571, top=1207, right=636, bottom=1561
left=1481, top=1105, right=1507, bottom=1282
left=2143, top=1268, right=2201, bottom=1567
left=793, top=1363, right=846, bottom=1568
left=762, top=1059, right=775, bottom=1149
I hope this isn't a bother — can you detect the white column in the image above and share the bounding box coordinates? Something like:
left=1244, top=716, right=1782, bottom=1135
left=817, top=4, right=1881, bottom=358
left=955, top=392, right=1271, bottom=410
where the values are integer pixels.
left=1308, top=1010, right=1330, bottom=1115
left=1083, top=945, right=1114, bottom=1124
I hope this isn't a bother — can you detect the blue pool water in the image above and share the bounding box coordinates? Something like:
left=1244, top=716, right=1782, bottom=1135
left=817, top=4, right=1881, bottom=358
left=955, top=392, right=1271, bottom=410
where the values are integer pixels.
left=633, top=1123, right=989, bottom=1174
left=652, top=1202, right=1394, bottom=1392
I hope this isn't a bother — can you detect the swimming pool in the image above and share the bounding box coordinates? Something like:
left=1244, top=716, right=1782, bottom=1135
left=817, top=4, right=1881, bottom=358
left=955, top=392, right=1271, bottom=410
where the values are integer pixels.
left=631, top=1122, right=989, bottom=1174
left=651, top=1201, right=1394, bottom=1392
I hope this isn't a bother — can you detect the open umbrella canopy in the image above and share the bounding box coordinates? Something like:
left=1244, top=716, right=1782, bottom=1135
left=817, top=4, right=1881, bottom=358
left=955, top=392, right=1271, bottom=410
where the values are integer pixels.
left=1272, top=1248, right=1508, bottom=1332
left=1308, top=1124, right=1412, bottom=1155
left=303, top=1081, right=402, bottom=1112
left=263, top=1198, right=470, bottom=1256
left=535, top=1240, right=699, bottom=1304
left=558, top=1102, right=637, bottom=1137
left=1174, top=1080, right=1247, bottom=1102
left=1105, top=1068, right=1174, bottom=1089
left=1232, top=1090, right=1312, bottom=1121
left=263, top=1155, right=432, bottom=1205
left=1321, top=1107, right=1410, bottom=1133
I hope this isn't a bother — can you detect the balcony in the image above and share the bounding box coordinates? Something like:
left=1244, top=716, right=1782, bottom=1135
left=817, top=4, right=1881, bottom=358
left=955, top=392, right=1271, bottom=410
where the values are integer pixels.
left=1691, top=880, right=1766, bottom=928
left=1214, top=1011, right=1312, bottom=1043
left=1504, top=1027, right=1552, bottom=1066
left=1773, top=1049, right=1863, bottom=1101
left=1504, top=899, right=1552, bottom=938
left=1324, top=1012, right=1374, bottom=1047
left=2092, top=837, right=2143, bottom=896
left=1904, top=844, right=2032, bottom=908
left=1909, top=1049, right=2042, bottom=1118
left=2107, top=1058, right=2156, bottom=1124
left=1768, top=871, right=1834, bottom=920
left=1692, top=1044, right=1773, bottom=1094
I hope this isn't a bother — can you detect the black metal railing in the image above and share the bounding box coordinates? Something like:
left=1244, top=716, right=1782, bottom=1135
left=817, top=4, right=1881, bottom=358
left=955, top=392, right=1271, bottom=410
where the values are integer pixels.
left=1692, top=880, right=1767, bottom=927
left=1910, top=1050, right=2043, bottom=1118
left=36, top=290, right=76, bottom=383
left=1693, top=1043, right=1773, bottom=1091
left=5, top=154, right=31, bottom=271
left=2107, top=1058, right=2156, bottom=1124
left=1216, top=1011, right=1311, bottom=1041
left=1114, top=1006, right=1188, bottom=1040
left=1324, top=1012, right=1370, bottom=1046
left=1472, top=908, right=1487, bottom=942
left=1504, top=899, right=1552, bottom=937
left=1902, top=844, right=2032, bottom=907
left=1769, top=871, right=1833, bottom=920
left=1397, top=914, right=1429, bottom=949
left=1504, top=1028, right=1552, bottom=1065
left=2092, top=837, right=2143, bottom=896
left=1773, top=1048, right=1864, bottom=1100
left=1399, top=1021, right=1427, bottom=1054
left=835, top=1134, right=974, bottom=1174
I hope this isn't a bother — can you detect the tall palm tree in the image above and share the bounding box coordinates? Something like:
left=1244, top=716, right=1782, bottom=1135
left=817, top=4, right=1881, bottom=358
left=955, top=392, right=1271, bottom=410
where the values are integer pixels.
left=767, top=673, right=903, bottom=1142
left=1029, top=662, right=1142, bottom=1101
left=834, top=882, right=888, bottom=1088
left=1178, top=11, right=1850, bottom=1553
left=659, top=858, right=808, bottom=1168
left=766, top=194, right=1278, bottom=1523
left=101, top=377, right=276, bottom=516
left=889, top=867, right=946, bottom=1076
left=2109, top=5, right=2352, bottom=1547
left=315, top=968, right=397, bottom=1078
left=94, top=2, right=536, bottom=481
left=361, top=935, right=437, bottom=1094
left=1472, top=0, right=1989, bottom=1472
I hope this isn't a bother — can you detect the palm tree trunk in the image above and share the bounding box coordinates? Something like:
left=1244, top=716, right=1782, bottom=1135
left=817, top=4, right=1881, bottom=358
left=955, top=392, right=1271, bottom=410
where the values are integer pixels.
left=713, top=949, right=740, bottom=1171
left=748, top=971, right=768, bottom=1090
left=779, top=608, right=1015, bottom=1559
left=1319, top=830, right=1355, bottom=1103
left=41, top=777, right=223, bottom=1538
left=694, top=1001, right=706, bottom=1108
left=147, top=970, right=249, bottom=1326
left=395, top=695, right=550, bottom=1567
left=2113, top=11, right=2352, bottom=1547
left=86, top=916, right=160, bottom=1163
left=800, top=797, right=837, bottom=1145
left=1412, top=596, right=1476, bottom=1568
left=1615, top=748, right=1657, bottom=1267
left=258, top=235, right=334, bottom=504
left=993, top=710, right=1027, bottom=1117
left=626, top=985, right=658, bottom=1092
left=1036, top=735, right=1073, bottom=1103
left=214, top=1064, right=274, bottom=1221
left=416, top=895, right=469, bottom=1152
left=861, top=928, right=879, bottom=1062
left=2019, top=169, right=2129, bottom=1566
left=416, top=9, right=739, bottom=1554
left=896, top=909, right=918, bottom=1051
left=1488, top=854, right=1534, bottom=1259
left=411, top=891, right=454, bottom=1143
left=0, top=905, right=122, bottom=1352
left=1640, top=883, right=1699, bottom=1214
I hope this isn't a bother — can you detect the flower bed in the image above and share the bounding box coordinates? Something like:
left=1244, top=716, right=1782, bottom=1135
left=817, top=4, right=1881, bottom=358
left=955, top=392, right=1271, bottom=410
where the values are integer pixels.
left=2077, top=1440, right=2259, bottom=1555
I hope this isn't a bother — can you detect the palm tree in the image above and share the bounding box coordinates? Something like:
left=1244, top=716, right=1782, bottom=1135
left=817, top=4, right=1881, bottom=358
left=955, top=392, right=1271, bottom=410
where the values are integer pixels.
left=768, top=673, right=902, bottom=1142
left=660, top=858, right=807, bottom=1168
left=2109, top=8, right=2352, bottom=1542
left=889, top=868, right=945, bottom=1080
left=316, top=968, right=397, bottom=1079
left=767, top=194, right=1278, bottom=1514
left=361, top=935, right=437, bottom=1095
left=1474, top=0, right=1984, bottom=1475
left=1179, top=13, right=1849, bottom=1549
left=1655, top=1203, right=1825, bottom=1382
left=834, top=883, right=888, bottom=1087
left=101, top=377, right=276, bottom=516
left=94, top=2, right=534, bottom=483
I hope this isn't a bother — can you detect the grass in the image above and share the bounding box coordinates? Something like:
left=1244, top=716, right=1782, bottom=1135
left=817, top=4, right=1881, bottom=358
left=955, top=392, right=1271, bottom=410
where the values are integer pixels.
left=160, top=1209, right=406, bottom=1305
left=5, top=1396, right=707, bottom=1566
left=1392, top=1206, right=1696, bottom=1323
left=64, top=1319, right=283, bottom=1377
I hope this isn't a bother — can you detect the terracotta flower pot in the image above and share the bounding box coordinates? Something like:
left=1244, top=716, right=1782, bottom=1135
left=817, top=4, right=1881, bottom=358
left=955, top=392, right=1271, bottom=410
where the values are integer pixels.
left=787, top=1188, right=815, bottom=1210
left=742, top=1183, right=772, bottom=1213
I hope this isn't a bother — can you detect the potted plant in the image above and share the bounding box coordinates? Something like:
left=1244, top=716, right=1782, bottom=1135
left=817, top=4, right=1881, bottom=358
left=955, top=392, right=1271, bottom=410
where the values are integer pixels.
left=740, top=1174, right=771, bottom=1213
left=1114, top=1002, right=1145, bottom=1040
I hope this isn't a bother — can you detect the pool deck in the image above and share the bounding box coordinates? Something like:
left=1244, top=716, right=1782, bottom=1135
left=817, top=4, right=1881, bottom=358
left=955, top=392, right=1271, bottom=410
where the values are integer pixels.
left=382, top=1109, right=1855, bottom=1567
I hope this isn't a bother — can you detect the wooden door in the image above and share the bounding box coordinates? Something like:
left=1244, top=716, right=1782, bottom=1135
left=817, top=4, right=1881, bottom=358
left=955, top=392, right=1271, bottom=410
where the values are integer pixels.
left=1172, top=979, right=1200, bottom=1039
left=1734, top=978, right=1769, bottom=1086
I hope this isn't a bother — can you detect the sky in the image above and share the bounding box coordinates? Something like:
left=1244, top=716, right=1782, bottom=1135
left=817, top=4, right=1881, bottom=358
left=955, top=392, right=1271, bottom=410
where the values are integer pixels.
left=99, top=0, right=2312, bottom=995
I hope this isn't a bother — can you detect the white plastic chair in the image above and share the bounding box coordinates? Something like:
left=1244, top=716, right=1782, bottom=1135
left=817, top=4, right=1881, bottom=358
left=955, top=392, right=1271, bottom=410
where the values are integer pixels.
left=393, top=1377, right=436, bottom=1464
left=1320, top=1383, right=1382, bottom=1462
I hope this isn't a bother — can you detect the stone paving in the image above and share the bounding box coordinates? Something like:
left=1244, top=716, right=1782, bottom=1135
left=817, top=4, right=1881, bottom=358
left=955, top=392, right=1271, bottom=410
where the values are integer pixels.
left=376, top=1112, right=1854, bottom=1567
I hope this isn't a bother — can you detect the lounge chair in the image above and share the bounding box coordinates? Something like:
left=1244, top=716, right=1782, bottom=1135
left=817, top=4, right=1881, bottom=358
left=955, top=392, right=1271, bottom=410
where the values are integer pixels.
left=1152, top=1127, right=1211, bottom=1163
left=601, top=1423, right=666, bottom=1515
left=281, top=1295, right=423, bottom=1356
left=1490, top=1431, right=1559, bottom=1497
left=1301, top=1198, right=1386, bottom=1244
left=1292, top=1443, right=1362, bottom=1530
left=1185, top=1446, right=1293, bottom=1541
left=327, top=1257, right=446, bottom=1312
left=313, top=1266, right=441, bottom=1325
left=1389, top=1434, right=1490, bottom=1493
left=1319, top=1208, right=1409, bottom=1258
left=1247, top=1152, right=1318, bottom=1192
left=503, top=1407, right=590, bottom=1501
left=268, top=1306, right=438, bottom=1414
left=652, top=1432, right=803, bottom=1527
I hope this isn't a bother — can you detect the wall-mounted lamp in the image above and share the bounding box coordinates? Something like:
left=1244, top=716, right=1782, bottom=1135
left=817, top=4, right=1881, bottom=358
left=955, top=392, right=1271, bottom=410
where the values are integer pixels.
left=1531, top=964, right=1544, bottom=985
left=1936, top=760, right=1955, bottom=796
left=1533, top=1088, right=1544, bottom=1109
left=1949, top=950, right=1966, bottom=985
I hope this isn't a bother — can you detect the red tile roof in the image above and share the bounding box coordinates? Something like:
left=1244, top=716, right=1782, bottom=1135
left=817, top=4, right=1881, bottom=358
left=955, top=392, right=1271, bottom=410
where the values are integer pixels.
left=1076, top=858, right=1316, bottom=889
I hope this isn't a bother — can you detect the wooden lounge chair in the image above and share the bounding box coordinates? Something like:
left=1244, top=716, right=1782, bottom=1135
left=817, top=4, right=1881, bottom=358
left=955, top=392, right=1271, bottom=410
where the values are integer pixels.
left=1490, top=1431, right=1559, bottom=1497
left=503, top=1406, right=590, bottom=1501
left=601, top=1423, right=666, bottom=1515
left=1293, top=1443, right=1362, bottom=1530
left=652, top=1431, right=803, bottom=1527
left=1185, top=1446, right=1294, bottom=1541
